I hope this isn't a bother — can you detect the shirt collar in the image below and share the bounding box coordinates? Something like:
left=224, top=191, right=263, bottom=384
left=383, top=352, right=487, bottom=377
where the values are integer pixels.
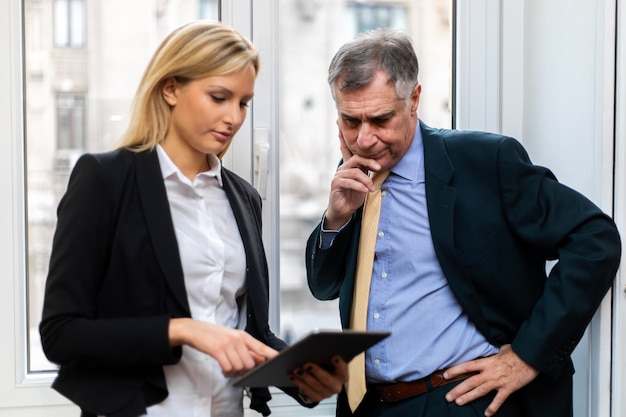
left=156, top=144, right=223, bottom=187
left=391, top=120, right=423, bottom=181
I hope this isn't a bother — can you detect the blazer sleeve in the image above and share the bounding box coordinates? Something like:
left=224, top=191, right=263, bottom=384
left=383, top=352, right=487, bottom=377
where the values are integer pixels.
left=497, top=137, right=621, bottom=378
left=39, top=153, right=179, bottom=371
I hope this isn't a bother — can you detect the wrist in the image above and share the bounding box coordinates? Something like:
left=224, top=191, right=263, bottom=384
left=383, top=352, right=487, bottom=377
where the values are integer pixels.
left=168, top=317, right=192, bottom=347
left=323, top=210, right=351, bottom=231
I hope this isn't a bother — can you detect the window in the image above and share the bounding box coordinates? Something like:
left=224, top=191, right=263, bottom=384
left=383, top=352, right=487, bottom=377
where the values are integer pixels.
left=25, top=0, right=222, bottom=374
left=53, top=0, right=85, bottom=48
left=4, top=0, right=620, bottom=416
left=199, top=0, right=220, bottom=19
left=346, top=3, right=408, bottom=33
left=277, top=0, right=452, bottom=342
left=55, top=93, right=85, bottom=150
left=20, top=0, right=451, bottom=412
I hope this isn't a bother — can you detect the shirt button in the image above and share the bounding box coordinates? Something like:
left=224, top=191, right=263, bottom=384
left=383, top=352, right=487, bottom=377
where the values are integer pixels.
left=378, top=231, right=384, bottom=238
left=381, top=191, right=387, bottom=197
left=373, top=313, right=380, bottom=319
left=374, top=358, right=381, bottom=365
left=381, top=272, right=387, bottom=278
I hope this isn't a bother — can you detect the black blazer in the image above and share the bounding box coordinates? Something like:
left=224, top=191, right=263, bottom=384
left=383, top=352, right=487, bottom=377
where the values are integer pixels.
left=40, top=149, right=302, bottom=417
left=306, top=122, right=621, bottom=416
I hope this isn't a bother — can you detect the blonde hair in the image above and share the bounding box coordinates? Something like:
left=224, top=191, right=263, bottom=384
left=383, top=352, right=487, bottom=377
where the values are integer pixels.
left=115, top=20, right=260, bottom=156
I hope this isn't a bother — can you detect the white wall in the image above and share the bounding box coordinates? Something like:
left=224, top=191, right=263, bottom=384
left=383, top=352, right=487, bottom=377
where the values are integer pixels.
left=456, top=1, right=617, bottom=416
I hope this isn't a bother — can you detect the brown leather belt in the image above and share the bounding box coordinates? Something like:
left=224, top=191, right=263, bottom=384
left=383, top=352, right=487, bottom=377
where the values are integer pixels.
left=373, top=370, right=478, bottom=403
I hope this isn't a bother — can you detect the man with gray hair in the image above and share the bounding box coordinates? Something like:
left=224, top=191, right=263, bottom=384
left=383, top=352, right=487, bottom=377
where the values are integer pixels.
left=301, top=27, right=621, bottom=417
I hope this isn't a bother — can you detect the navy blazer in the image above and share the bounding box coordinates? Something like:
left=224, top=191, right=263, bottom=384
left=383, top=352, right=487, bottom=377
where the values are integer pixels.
left=40, top=149, right=301, bottom=417
left=306, top=122, right=621, bottom=416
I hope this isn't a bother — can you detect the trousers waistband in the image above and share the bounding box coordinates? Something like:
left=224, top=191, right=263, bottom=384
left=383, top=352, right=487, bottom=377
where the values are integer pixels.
left=371, top=370, right=478, bottom=403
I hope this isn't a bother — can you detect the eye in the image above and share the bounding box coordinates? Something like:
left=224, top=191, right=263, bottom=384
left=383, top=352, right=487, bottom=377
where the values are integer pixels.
left=210, top=95, right=226, bottom=103
left=343, top=117, right=360, bottom=128
left=371, top=116, right=391, bottom=126
left=240, top=101, right=250, bottom=109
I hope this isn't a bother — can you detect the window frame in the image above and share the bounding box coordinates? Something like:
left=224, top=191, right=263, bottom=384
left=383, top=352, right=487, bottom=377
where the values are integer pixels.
left=0, top=0, right=73, bottom=412
left=611, top=0, right=626, bottom=415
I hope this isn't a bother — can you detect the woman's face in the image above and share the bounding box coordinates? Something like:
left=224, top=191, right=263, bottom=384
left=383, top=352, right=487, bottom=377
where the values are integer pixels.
left=161, top=64, right=256, bottom=174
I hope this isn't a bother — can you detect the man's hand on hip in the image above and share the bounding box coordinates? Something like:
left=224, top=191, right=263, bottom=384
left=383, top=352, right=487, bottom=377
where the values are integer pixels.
left=443, top=344, right=539, bottom=417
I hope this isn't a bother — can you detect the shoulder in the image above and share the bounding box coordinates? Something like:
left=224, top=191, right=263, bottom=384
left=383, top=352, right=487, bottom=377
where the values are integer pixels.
left=422, top=122, right=527, bottom=159
left=73, top=148, right=135, bottom=173
left=430, top=125, right=511, bottom=146
left=68, top=149, right=151, bottom=195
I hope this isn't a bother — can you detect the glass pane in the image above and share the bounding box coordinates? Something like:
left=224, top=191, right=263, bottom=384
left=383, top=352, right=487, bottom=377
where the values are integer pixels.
left=53, top=0, right=69, bottom=46
left=277, top=0, right=452, bottom=342
left=25, top=0, right=221, bottom=373
left=69, top=0, right=85, bottom=47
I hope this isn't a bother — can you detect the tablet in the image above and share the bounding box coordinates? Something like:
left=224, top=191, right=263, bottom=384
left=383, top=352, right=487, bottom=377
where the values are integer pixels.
left=232, top=329, right=390, bottom=388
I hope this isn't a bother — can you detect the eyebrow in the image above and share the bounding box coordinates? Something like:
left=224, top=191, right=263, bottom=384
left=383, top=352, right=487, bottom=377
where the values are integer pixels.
left=340, top=109, right=396, bottom=121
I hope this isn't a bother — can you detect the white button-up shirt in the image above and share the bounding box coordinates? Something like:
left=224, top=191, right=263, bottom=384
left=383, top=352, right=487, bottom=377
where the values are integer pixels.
left=145, top=145, right=248, bottom=417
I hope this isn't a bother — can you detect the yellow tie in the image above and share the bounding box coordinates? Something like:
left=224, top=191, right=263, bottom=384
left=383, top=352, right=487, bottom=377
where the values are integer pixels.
left=346, top=170, right=390, bottom=412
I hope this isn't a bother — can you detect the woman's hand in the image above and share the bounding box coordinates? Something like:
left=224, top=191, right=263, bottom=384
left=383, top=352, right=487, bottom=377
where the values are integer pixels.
left=288, top=355, right=349, bottom=403
left=169, top=318, right=278, bottom=377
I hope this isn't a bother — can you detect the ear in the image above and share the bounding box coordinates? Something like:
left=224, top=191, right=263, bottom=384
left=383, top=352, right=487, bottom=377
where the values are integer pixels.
left=161, top=77, right=178, bottom=106
left=410, top=83, right=421, bottom=113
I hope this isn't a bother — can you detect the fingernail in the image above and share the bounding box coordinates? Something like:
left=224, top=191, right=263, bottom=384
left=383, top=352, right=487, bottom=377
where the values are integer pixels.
left=305, top=365, right=314, bottom=372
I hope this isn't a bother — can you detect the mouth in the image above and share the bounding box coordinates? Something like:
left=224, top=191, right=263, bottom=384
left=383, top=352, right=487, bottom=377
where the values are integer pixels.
left=212, top=130, right=233, bottom=142
left=363, top=150, right=386, bottom=161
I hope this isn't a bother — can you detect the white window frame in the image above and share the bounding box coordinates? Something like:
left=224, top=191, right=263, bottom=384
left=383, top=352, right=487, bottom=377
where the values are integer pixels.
left=611, top=0, right=626, bottom=415
left=0, top=1, right=77, bottom=415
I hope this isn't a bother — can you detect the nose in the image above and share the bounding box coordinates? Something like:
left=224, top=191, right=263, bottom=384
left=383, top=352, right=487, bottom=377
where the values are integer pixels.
left=223, top=102, right=244, bottom=127
left=356, top=123, right=377, bottom=149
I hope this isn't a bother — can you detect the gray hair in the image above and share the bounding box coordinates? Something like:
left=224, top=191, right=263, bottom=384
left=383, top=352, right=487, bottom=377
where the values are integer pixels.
left=328, top=27, right=419, bottom=102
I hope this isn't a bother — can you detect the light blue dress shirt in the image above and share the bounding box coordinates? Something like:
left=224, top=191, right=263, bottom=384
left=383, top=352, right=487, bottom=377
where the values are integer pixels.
left=321, top=123, right=498, bottom=383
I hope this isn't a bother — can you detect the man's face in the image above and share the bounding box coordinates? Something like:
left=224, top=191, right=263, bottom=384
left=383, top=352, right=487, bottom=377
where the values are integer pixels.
left=335, top=70, right=420, bottom=171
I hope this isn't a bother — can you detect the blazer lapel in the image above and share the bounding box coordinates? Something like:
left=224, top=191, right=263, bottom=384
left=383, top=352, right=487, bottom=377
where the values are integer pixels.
left=421, top=123, right=490, bottom=337
left=135, top=150, right=191, bottom=316
left=221, top=169, right=271, bottom=335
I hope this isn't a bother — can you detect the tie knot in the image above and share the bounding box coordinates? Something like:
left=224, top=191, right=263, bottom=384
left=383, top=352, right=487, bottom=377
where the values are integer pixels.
left=371, top=170, right=390, bottom=189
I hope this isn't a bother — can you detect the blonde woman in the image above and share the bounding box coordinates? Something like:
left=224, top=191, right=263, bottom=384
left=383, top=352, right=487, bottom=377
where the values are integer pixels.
left=40, top=20, right=347, bottom=417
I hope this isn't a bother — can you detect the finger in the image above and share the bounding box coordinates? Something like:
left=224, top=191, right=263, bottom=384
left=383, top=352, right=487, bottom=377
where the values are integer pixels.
left=243, top=334, right=278, bottom=360
left=451, top=381, right=495, bottom=406
left=443, top=359, right=485, bottom=380
left=333, top=175, right=373, bottom=194
left=226, top=345, right=250, bottom=373
left=214, top=351, right=235, bottom=376
left=445, top=373, right=485, bottom=402
left=331, top=356, right=349, bottom=382
left=484, top=390, right=509, bottom=417
left=290, top=366, right=332, bottom=402
left=338, top=156, right=381, bottom=175
left=338, top=129, right=353, bottom=163
left=249, top=350, right=269, bottom=365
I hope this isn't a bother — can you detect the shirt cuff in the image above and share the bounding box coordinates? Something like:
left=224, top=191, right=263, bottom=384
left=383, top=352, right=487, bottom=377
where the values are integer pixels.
left=319, top=211, right=351, bottom=249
